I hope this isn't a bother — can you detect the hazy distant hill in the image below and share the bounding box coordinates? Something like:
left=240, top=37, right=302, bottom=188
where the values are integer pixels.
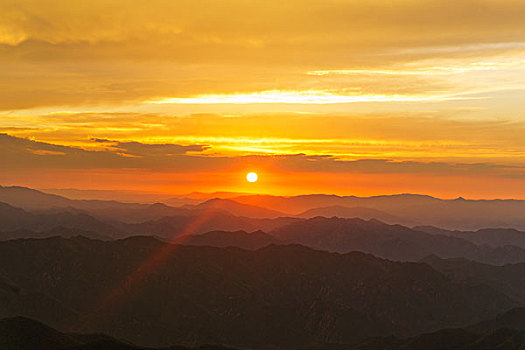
left=119, top=213, right=298, bottom=240
left=0, top=202, right=122, bottom=238
left=0, top=185, right=290, bottom=223
left=7, top=184, right=525, bottom=230
left=183, top=198, right=288, bottom=218
left=415, top=225, right=525, bottom=249
left=0, top=185, right=147, bottom=212
left=233, top=193, right=439, bottom=215
left=270, top=217, right=525, bottom=264
left=0, top=237, right=515, bottom=348
left=297, top=205, right=409, bottom=224
left=233, top=193, right=525, bottom=230
left=175, top=230, right=280, bottom=249
left=0, top=227, right=111, bottom=241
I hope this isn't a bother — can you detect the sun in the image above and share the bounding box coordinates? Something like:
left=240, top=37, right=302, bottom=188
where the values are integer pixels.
left=246, top=172, right=258, bottom=183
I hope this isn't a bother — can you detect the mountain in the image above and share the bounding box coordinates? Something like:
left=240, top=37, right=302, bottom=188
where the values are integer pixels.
left=0, top=316, right=207, bottom=350
left=340, top=308, right=525, bottom=350
left=0, top=317, right=103, bottom=350
left=0, top=227, right=112, bottom=241
left=270, top=217, right=525, bottom=264
left=415, top=225, right=525, bottom=249
left=297, top=205, right=408, bottom=224
left=183, top=198, right=288, bottom=218
left=0, top=237, right=516, bottom=348
left=0, top=185, right=287, bottom=223
left=232, top=193, right=439, bottom=215
left=345, top=328, right=525, bottom=350
left=119, top=213, right=298, bottom=241
left=0, top=202, right=122, bottom=238
left=468, top=307, right=525, bottom=333
left=233, top=193, right=525, bottom=230
left=0, top=185, right=147, bottom=212
left=175, top=230, right=280, bottom=249
left=0, top=316, right=238, bottom=350
left=3, top=314, right=525, bottom=350
left=0, top=273, right=77, bottom=330
left=420, top=255, right=525, bottom=304
left=0, top=200, right=298, bottom=241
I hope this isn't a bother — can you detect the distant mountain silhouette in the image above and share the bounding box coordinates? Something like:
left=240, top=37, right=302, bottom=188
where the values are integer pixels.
left=7, top=184, right=525, bottom=230
left=415, top=225, right=525, bottom=249
left=0, top=202, right=121, bottom=238
left=0, top=227, right=112, bottom=241
left=175, top=230, right=280, bottom=249
left=0, top=237, right=516, bottom=348
left=0, top=185, right=289, bottom=223
left=297, top=205, right=409, bottom=223
left=0, top=185, right=146, bottom=212
left=183, top=198, right=288, bottom=218
left=270, top=217, right=525, bottom=264
left=232, top=193, right=439, bottom=215
left=119, top=213, right=298, bottom=240
left=233, top=193, right=525, bottom=230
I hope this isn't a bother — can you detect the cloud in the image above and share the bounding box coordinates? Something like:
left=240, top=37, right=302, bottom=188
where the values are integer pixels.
left=1, top=133, right=524, bottom=179
left=90, top=138, right=209, bottom=156
left=0, top=0, right=524, bottom=112
left=0, top=133, right=209, bottom=169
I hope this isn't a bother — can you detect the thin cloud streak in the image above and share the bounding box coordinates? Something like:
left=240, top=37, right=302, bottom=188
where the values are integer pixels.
left=146, top=90, right=464, bottom=105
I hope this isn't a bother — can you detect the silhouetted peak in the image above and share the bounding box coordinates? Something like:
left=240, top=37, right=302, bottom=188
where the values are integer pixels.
left=148, top=202, right=171, bottom=209
left=117, top=235, right=163, bottom=245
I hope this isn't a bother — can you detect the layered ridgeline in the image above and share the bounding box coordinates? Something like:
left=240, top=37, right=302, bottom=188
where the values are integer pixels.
left=3, top=198, right=525, bottom=265
left=0, top=237, right=519, bottom=348
left=6, top=185, right=525, bottom=230
left=231, top=193, right=525, bottom=230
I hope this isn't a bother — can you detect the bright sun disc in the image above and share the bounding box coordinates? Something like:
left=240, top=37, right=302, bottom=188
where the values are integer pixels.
left=246, top=172, right=258, bottom=183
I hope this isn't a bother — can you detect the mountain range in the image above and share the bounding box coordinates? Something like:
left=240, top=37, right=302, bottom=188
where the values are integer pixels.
left=0, top=237, right=517, bottom=348
left=7, top=185, right=525, bottom=231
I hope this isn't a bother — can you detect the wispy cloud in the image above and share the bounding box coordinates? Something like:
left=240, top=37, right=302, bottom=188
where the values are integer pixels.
left=146, top=90, right=463, bottom=105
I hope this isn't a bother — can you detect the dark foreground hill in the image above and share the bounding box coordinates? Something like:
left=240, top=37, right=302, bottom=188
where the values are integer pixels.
left=3, top=313, right=525, bottom=350
left=325, top=308, right=525, bottom=350
left=0, top=316, right=231, bottom=350
left=421, top=255, right=525, bottom=304
left=0, top=237, right=518, bottom=348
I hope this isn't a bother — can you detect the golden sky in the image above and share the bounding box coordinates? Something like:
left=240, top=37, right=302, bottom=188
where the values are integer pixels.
left=1, top=0, right=525, bottom=198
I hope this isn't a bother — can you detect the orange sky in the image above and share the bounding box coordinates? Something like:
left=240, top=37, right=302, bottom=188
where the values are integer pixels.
left=1, top=0, right=525, bottom=198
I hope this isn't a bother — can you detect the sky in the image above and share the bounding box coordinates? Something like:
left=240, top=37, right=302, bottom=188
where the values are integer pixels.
left=1, top=0, right=525, bottom=198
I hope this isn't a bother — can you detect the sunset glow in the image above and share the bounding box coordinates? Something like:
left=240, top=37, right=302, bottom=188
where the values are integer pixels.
left=2, top=0, right=525, bottom=198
